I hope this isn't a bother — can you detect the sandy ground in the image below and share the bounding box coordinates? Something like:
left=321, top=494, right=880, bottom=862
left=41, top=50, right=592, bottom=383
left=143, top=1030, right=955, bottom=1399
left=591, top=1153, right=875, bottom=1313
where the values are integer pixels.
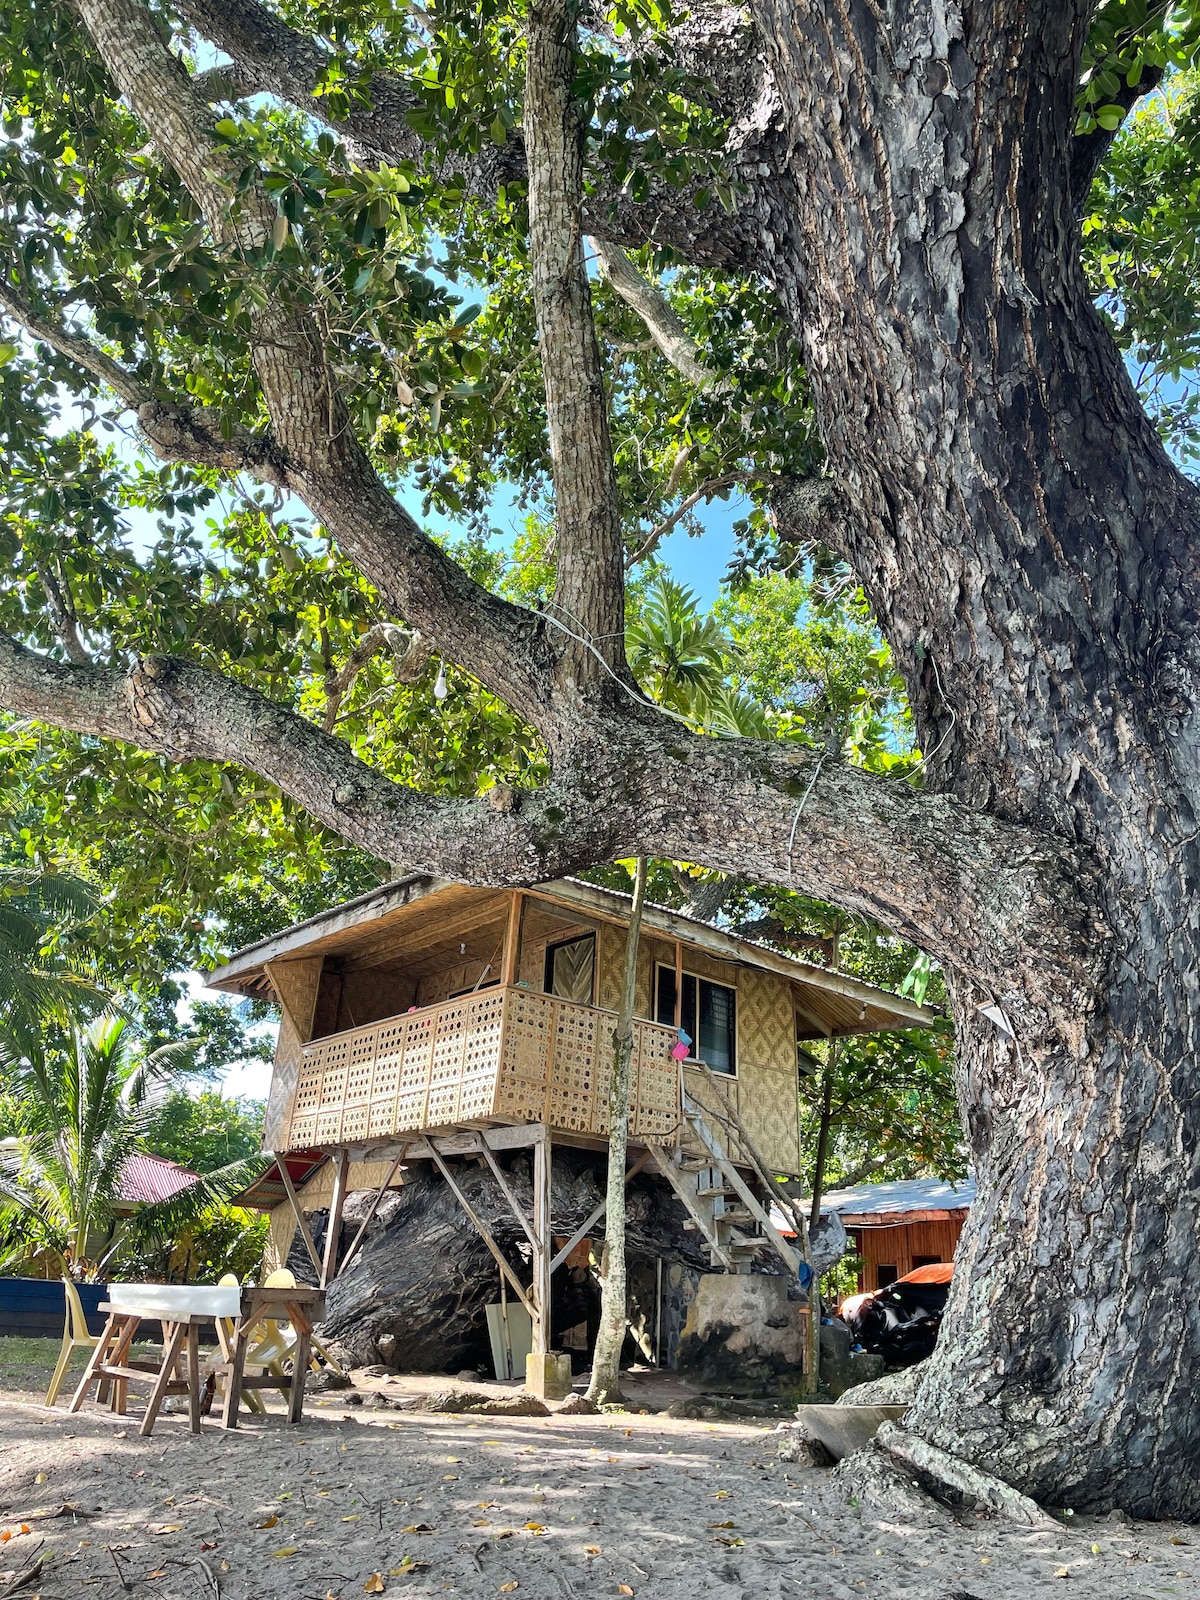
left=2, top=1339, right=1199, bottom=1600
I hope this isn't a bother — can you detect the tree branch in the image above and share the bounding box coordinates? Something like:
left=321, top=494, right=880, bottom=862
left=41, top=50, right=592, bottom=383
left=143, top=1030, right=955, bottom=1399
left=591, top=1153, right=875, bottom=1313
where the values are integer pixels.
left=0, top=629, right=1107, bottom=1013
left=322, top=622, right=430, bottom=731
left=1070, top=66, right=1165, bottom=214
left=0, top=635, right=585, bottom=879
left=0, top=271, right=294, bottom=485
left=524, top=0, right=627, bottom=679
left=73, top=0, right=558, bottom=729
left=33, top=564, right=90, bottom=666
left=167, top=0, right=769, bottom=268
left=625, top=474, right=750, bottom=569
left=592, top=239, right=720, bottom=387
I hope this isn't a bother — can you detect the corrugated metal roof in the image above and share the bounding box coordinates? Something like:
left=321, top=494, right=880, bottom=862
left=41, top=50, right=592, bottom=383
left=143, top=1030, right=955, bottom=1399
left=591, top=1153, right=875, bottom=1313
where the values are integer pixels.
left=819, top=1176, right=975, bottom=1219
left=116, top=1152, right=201, bottom=1205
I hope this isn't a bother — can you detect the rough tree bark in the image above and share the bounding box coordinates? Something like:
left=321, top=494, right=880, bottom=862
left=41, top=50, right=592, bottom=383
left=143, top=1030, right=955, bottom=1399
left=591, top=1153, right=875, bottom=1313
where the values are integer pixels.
left=3, top=0, right=1199, bottom=1517
left=587, top=855, right=649, bottom=1406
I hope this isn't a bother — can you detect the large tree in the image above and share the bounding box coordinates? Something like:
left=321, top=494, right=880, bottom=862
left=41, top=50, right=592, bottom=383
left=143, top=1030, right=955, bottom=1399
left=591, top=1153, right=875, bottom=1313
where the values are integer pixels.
left=1, top=0, right=1198, bottom=1517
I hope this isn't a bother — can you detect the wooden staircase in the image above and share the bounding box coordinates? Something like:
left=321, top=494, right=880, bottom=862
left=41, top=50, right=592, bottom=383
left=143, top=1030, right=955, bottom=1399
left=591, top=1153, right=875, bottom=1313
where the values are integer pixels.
left=648, top=1072, right=814, bottom=1282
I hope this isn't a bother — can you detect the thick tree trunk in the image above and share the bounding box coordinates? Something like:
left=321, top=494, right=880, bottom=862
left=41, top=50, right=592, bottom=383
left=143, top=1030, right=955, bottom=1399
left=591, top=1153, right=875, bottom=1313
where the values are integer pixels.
left=743, top=2, right=1200, bottom=1515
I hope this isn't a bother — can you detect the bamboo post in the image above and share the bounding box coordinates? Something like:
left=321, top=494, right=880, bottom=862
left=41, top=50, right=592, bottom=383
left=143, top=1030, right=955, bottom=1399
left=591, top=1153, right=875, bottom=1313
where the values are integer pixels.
left=501, top=891, right=525, bottom=986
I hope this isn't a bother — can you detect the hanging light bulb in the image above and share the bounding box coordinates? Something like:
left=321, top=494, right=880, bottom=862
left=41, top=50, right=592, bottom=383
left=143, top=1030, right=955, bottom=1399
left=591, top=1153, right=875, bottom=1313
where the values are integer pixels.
left=433, top=661, right=449, bottom=702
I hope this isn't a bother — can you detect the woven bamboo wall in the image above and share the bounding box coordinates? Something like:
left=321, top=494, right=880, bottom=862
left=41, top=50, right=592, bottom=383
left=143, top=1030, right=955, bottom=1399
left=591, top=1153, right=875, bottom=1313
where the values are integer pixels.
left=601, top=930, right=803, bottom=1176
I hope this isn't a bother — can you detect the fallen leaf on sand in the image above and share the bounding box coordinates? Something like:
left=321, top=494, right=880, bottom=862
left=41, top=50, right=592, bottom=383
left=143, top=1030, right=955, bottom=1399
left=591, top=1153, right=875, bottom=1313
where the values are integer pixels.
left=708, top=1522, right=735, bottom=1530
left=342, top=1515, right=360, bottom=1522
left=442, top=1476, right=457, bottom=1483
left=34, top=1474, right=47, bottom=1485
left=499, top=1584, right=518, bottom=1593
left=256, top=1516, right=279, bottom=1530
left=150, top=1525, right=183, bottom=1535
left=495, top=1531, right=515, bottom=1540
left=0, top=1527, right=31, bottom=1541
left=711, top=1491, right=730, bottom=1499
left=446, top=1458, right=461, bottom=1464
left=1053, top=1568, right=1071, bottom=1579
left=145, top=1569, right=167, bottom=1580
left=363, top=1574, right=384, bottom=1593
left=200, top=1541, right=218, bottom=1551
left=389, top=1558, right=426, bottom=1575
left=713, top=1536, right=744, bottom=1549
left=523, top=1523, right=545, bottom=1536
left=402, top=1524, right=435, bottom=1535
left=584, top=1547, right=600, bottom=1557
left=273, top=1546, right=299, bottom=1558
left=1171, top=1537, right=1191, bottom=1547
left=219, top=1561, right=230, bottom=1573
left=326, top=1591, right=340, bottom=1599
left=619, top=1587, right=635, bottom=1596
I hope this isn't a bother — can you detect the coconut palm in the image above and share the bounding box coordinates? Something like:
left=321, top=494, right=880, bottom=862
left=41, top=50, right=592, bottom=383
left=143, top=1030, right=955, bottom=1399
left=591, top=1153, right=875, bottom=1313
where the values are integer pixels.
left=0, top=867, right=107, bottom=1064
left=0, top=1013, right=261, bottom=1278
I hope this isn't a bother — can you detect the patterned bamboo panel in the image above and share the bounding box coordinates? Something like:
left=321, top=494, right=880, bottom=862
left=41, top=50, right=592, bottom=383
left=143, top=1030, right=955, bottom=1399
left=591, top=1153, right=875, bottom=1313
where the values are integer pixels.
left=286, top=985, right=681, bottom=1148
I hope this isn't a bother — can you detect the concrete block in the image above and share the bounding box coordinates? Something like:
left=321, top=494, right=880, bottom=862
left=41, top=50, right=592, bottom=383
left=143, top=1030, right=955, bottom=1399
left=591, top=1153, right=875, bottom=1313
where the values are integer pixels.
left=525, top=1350, right=573, bottom=1400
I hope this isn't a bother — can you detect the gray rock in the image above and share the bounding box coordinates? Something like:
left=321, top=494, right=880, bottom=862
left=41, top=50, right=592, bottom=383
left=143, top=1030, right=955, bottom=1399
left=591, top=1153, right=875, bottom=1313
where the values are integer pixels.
left=808, top=1211, right=848, bottom=1276
left=774, top=1421, right=832, bottom=1467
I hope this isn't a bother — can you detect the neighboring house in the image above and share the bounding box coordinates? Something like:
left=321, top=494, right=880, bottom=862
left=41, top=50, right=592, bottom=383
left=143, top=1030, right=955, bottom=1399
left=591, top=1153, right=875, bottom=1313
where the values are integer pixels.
left=113, top=1152, right=202, bottom=1215
left=819, top=1176, right=976, bottom=1290
left=207, top=874, right=935, bottom=1372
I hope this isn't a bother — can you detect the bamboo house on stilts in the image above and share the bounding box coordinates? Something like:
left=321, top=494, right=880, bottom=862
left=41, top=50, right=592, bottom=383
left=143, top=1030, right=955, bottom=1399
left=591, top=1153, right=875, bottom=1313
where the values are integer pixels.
left=209, top=876, right=934, bottom=1393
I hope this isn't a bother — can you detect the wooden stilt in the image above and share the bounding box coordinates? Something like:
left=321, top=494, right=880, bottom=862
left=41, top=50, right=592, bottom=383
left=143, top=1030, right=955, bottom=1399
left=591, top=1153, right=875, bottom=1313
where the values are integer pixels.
left=321, top=1148, right=351, bottom=1287
left=336, top=1148, right=407, bottom=1279
left=548, top=1148, right=653, bottom=1273
left=532, top=1128, right=552, bottom=1354
left=477, top=1138, right=540, bottom=1253
left=273, top=1152, right=323, bottom=1278
left=427, top=1141, right=537, bottom=1320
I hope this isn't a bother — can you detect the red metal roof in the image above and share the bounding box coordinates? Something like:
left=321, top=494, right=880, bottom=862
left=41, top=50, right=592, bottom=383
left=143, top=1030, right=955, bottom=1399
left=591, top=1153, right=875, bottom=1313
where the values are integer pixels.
left=231, top=1150, right=327, bottom=1211
left=116, top=1152, right=201, bottom=1205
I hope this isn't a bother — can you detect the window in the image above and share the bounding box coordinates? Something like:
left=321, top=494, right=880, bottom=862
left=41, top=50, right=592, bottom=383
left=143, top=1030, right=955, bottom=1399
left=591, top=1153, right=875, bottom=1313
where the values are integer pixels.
left=876, top=1265, right=898, bottom=1288
left=655, top=965, right=737, bottom=1075
left=912, top=1255, right=941, bottom=1268
left=544, top=934, right=596, bottom=1005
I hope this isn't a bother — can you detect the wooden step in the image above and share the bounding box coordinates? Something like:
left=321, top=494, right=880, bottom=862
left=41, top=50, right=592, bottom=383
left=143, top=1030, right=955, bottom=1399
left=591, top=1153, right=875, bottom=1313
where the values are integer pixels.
left=695, top=1184, right=736, bottom=1198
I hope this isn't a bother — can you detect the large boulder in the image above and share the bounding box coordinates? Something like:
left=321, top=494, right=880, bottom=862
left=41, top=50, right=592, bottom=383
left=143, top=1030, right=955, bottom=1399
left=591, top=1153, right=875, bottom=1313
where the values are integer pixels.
left=306, top=1150, right=709, bottom=1373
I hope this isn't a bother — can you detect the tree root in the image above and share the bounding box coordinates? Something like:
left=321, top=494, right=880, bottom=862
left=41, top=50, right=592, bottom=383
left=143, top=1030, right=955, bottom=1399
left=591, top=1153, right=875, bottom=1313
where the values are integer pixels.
left=835, top=1422, right=1060, bottom=1528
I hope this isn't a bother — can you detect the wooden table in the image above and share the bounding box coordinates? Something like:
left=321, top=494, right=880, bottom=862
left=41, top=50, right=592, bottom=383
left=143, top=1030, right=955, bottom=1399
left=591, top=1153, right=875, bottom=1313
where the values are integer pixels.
left=69, top=1283, right=240, bottom=1437
left=210, top=1285, right=326, bottom=1428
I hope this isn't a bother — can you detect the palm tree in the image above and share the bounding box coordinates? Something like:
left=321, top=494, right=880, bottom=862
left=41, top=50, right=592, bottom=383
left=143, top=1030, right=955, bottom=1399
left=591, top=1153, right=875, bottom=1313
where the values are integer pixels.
left=0, top=867, right=107, bottom=1062
left=0, top=1013, right=261, bottom=1279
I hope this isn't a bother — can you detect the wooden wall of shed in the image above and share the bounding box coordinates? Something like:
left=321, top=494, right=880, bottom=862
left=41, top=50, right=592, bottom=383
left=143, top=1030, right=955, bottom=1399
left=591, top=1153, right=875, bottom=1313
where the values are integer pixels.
left=850, top=1214, right=967, bottom=1290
